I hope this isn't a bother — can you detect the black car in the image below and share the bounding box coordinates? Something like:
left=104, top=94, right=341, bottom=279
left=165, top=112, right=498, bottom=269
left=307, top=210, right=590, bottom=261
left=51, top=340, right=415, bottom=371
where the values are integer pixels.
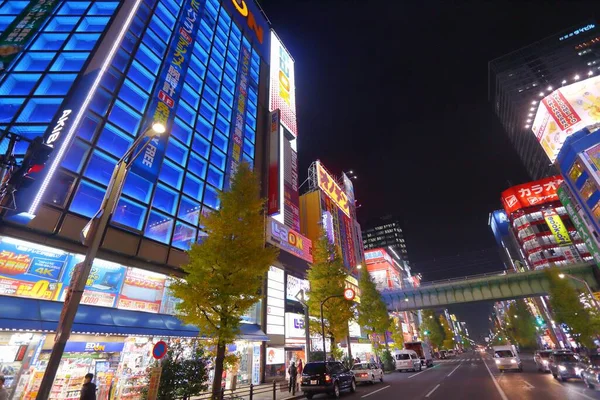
left=549, top=351, right=585, bottom=381
left=301, top=361, right=356, bottom=399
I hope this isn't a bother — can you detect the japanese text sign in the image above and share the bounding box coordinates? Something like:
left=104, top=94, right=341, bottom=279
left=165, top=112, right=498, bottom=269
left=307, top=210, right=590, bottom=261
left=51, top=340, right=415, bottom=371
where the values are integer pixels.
left=542, top=209, right=572, bottom=246
left=316, top=162, right=350, bottom=217
left=501, top=176, right=564, bottom=215
left=269, top=31, right=297, bottom=135
left=266, top=217, right=312, bottom=262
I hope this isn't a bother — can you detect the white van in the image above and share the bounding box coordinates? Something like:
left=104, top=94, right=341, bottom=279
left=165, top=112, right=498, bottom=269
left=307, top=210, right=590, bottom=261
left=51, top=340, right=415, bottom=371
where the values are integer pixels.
left=393, top=350, right=422, bottom=372
left=493, top=345, right=522, bottom=372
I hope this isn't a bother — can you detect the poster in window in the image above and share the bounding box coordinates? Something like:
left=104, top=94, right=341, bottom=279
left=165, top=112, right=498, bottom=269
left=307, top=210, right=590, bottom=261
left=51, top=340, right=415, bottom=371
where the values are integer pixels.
left=117, top=267, right=166, bottom=313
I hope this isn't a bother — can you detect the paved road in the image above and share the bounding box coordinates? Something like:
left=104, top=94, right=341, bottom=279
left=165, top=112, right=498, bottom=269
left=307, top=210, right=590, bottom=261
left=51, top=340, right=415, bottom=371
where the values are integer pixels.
left=300, top=353, right=600, bottom=400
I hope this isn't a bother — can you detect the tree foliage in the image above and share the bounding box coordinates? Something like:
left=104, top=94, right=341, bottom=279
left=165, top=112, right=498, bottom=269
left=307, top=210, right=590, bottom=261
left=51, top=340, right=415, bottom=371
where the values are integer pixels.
left=545, top=267, right=600, bottom=348
left=440, top=315, right=455, bottom=350
left=505, top=300, right=537, bottom=349
left=170, top=163, right=278, bottom=397
left=357, top=270, right=392, bottom=347
left=389, top=317, right=405, bottom=350
left=307, top=231, right=354, bottom=350
left=420, top=310, right=443, bottom=350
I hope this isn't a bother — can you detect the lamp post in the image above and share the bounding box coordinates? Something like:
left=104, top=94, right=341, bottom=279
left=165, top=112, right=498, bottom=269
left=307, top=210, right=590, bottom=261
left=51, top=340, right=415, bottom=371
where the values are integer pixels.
left=295, top=289, right=311, bottom=363
left=36, top=123, right=166, bottom=400
left=558, top=273, right=600, bottom=311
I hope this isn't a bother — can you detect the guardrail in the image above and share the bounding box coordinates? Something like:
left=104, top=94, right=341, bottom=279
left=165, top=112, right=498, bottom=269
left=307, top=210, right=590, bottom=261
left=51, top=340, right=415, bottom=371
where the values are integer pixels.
left=182, top=380, right=295, bottom=400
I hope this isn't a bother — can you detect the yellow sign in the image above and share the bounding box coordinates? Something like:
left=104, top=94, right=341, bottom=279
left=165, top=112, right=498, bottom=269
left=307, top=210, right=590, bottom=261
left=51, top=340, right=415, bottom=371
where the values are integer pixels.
left=345, top=276, right=360, bottom=303
left=316, top=162, right=350, bottom=217
left=543, top=209, right=571, bottom=245
left=594, top=292, right=600, bottom=302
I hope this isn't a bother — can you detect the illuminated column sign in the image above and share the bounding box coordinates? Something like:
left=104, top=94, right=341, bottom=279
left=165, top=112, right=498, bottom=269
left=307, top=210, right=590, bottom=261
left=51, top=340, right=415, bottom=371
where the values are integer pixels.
left=266, top=266, right=285, bottom=335
left=130, top=0, right=203, bottom=183
left=267, top=110, right=281, bottom=215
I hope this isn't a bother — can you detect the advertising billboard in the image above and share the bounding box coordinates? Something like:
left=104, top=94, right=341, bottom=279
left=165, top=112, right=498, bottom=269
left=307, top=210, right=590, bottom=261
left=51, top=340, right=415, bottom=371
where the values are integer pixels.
left=222, top=0, right=270, bottom=60
left=501, top=176, right=564, bottom=215
left=531, top=75, right=600, bottom=162
left=267, top=110, right=281, bottom=215
left=283, top=134, right=300, bottom=231
left=285, top=313, right=305, bottom=339
left=266, top=217, right=313, bottom=262
left=117, top=268, right=167, bottom=313
left=286, top=275, right=310, bottom=302
left=364, top=249, right=393, bottom=265
left=316, top=162, right=350, bottom=217
left=542, top=209, right=572, bottom=246
left=269, top=31, right=297, bottom=136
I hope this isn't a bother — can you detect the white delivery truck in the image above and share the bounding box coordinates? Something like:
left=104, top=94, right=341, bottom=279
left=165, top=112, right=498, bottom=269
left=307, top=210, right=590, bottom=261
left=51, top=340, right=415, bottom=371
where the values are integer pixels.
left=404, top=341, right=434, bottom=367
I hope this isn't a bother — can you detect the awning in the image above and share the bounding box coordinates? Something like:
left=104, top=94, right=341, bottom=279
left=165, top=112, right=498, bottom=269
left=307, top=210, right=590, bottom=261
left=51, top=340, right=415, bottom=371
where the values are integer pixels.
left=0, top=295, right=267, bottom=341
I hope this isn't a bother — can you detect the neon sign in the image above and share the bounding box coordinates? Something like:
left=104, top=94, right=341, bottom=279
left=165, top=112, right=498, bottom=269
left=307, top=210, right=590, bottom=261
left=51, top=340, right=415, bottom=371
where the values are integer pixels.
left=316, top=162, right=349, bottom=217
left=559, top=24, right=595, bottom=41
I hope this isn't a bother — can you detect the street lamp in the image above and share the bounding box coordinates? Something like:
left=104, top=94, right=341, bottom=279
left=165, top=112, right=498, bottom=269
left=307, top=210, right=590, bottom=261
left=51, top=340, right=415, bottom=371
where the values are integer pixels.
left=558, top=273, right=600, bottom=311
left=320, top=289, right=355, bottom=361
left=295, top=289, right=312, bottom=363
left=36, top=123, right=166, bottom=400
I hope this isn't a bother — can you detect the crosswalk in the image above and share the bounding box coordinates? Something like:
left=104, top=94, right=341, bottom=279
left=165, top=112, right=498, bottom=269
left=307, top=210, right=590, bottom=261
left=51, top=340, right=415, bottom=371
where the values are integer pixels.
left=435, top=358, right=487, bottom=363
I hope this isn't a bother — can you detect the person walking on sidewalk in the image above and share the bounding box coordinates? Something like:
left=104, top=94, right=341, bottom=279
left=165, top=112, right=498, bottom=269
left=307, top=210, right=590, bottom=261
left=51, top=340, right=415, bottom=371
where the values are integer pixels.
left=288, top=362, right=298, bottom=395
left=296, top=359, right=303, bottom=392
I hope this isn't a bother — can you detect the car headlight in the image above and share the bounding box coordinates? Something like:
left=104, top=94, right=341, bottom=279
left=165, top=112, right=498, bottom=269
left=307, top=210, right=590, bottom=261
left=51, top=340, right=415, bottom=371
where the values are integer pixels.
left=575, top=368, right=582, bottom=375
left=495, top=360, right=501, bottom=365
left=511, top=359, right=517, bottom=364
left=559, top=366, right=567, bottom=372
left=542, top=360, right=548, bottom=365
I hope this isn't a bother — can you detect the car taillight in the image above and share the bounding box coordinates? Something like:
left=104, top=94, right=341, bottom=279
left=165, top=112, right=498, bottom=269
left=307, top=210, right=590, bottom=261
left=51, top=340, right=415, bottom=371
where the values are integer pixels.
left=325, top=374, right=331, bottom=382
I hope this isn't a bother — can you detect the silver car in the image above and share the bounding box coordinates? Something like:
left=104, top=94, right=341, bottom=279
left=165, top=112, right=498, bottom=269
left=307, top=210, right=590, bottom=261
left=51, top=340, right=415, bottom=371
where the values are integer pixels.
left=351, top=363, right=384, bottom=384
left=534, top=350, right=553, bottom=373
left=582, top=354, right=600, bottom=390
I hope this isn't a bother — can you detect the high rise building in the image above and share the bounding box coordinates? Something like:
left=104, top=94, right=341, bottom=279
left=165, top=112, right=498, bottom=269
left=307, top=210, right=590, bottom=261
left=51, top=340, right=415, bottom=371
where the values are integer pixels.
left=362, top=215, right=409, bottom=263
left=489, top=20, right=600, bottom=179
left=0, top=0, right=294, bottom=393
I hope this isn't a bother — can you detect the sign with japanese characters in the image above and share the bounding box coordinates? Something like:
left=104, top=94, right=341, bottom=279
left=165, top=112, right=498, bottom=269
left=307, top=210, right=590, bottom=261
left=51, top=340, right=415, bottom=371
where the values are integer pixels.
left=0, top=0, right=60, bottom=71
left=117, top=267, right=167, bottom=313
left=130, top=0, right=202, bottom=183
left=316, top=161, right=350, bottom=217
left=266, top=217, right=313, bottom=262
left=269, top=31, right=297, bottom=135
left=501, top=176, right=564, bottom=215
left=222, top=0, right=270, bottom=60
left=267, top=110, right=281, bottom=215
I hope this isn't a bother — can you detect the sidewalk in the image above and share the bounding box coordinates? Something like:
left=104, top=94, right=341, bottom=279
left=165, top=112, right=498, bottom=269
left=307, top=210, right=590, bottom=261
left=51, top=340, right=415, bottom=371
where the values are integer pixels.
left=191, top=381, right=305, bottom=400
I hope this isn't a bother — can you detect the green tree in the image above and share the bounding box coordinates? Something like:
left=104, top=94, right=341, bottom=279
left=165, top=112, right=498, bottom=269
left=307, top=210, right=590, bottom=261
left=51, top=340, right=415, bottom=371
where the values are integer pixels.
left=307, top=231, right=354, bottom=356
left=505, top=300, right=537, bottom=349
left=420, top=310, right=443, bottom=350
left=357, top=270, right=392, bottom=351
left=545, top=267, right=600, bottom=348
left=389, top=317, right=405, bottom=350
left=440, top=315, right=455, bottom=350
left=171, top=163, right=278, bottom=398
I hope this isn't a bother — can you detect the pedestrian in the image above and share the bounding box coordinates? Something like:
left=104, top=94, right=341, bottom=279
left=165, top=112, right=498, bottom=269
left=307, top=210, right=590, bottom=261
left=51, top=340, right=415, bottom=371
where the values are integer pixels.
left=296, top=359, right=303, bottom=392
left=288, top=362, right=297, bottom=395
left=80, top=373, right=96, bottom=400
left=0, top=376, right=8, bottom=400
left=355, top=357, right=360, bottom=364
left=369, top=355, right=376, bottom=364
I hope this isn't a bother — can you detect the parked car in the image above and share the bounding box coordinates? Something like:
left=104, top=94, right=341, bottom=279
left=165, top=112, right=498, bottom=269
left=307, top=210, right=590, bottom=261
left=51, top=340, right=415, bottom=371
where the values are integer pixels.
left=439, top=350, right=447, bottom=359
left=393, top=350, right=422, bottom=372
left=301, top=361, right=356, bottom=399
left=534, top=350, right=553, bottom=373
left=351, top=362, right=383, bottom=384
left=404, top=341, right=434, bottom=367
left=582, top=353, right=600, bottom=389
left=493, top=345, right=522, bottom=372
left=549, top=350, right=585, bottom=382
left=447, top=349, right=456, bottom=358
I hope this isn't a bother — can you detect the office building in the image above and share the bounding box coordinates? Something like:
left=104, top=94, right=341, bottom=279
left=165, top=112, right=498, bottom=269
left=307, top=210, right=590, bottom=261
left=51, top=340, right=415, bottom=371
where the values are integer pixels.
left=362, top=215, right=409, bottom=264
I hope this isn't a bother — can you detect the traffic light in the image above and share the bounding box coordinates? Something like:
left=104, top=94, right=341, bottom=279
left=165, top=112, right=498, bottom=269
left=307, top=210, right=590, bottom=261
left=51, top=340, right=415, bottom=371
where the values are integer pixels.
left=6, top=136, right=53, bottom=190
left=424, top=330, right=430, bottom=336
left=535, top=316, right=544, bottom=326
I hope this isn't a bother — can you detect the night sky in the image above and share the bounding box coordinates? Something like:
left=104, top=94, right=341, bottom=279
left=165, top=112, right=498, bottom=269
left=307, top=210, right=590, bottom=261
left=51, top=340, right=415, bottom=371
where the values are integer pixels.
left=259, top=1, right=600, bottom=339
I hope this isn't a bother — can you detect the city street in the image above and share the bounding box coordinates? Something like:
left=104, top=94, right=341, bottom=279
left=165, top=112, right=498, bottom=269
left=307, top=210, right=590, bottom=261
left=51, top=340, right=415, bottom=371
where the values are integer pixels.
left=302, top=353, right=600, bottom=400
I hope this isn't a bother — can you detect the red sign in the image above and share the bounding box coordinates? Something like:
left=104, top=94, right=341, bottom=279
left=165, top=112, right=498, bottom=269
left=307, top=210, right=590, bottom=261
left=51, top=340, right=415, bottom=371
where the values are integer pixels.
left=267, top=110, right=281, bottom=216
left=501, top=176, right=564, bottom=215
left=152, top=341, right=168, bottom=359
left=541, top=90, right=581, bottom=131
left=343, top=288, right=356, bottom=301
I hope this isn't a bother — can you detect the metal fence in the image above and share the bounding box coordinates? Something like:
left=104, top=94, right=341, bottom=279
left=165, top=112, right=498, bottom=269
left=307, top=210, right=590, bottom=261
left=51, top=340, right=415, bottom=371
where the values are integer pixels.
left=180, top=380, right=297, bottom=400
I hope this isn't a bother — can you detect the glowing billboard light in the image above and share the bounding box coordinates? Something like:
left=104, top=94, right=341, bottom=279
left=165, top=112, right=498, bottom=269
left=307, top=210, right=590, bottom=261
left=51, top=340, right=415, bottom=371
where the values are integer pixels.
left=316, top=161, right=350, bottom=217
left=269, top=30, right=297, bottom=136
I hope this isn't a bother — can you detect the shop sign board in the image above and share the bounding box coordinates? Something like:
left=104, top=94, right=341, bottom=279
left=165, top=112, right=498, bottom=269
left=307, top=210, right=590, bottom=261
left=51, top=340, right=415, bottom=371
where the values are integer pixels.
left=147, top=367, right=162, bottom=400
left=501, top=176, right=564, bottom=215
left=285, top=313, right=305, bottom=339
left=267, top=266, right=285, bottom=335
left=266, top=217, right=313, bottom=262
left=286, top=275, right=310, bottom=302
left=266, top=347, right=285, bottom=365
left=252, top=345, right=261, bottom=384
left=542, top=208, right=572, bottom=245
left=117, top=267, right=167, bottom=313
left=63, top=342, right=125, bottom=353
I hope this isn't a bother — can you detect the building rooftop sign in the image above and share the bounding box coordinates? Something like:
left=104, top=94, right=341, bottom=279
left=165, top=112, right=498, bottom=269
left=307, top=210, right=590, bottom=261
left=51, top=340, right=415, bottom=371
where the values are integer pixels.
left=559, top=24, right=595, bottom=41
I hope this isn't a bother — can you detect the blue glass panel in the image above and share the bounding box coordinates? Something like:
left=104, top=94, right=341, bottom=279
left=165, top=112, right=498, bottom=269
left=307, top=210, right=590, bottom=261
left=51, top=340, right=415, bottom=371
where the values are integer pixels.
left=248, top=87, right=257, bottom=106
left=159, top=0, right=179, bottom=21
left=180, top=83, right=200, bottom=110
left=246, top=101, right=257, bottom=119
left=17, top=98, right=62, bottom=123
left=175, top=100, right=195, bottom=127
left=70, top=180, right=104, bottom=218
left=118, top=79, right=149, bottom=111
left=187, top=152, right=207, bottom=179
left=251, top=51, right=260, bottom=65
left=185, top=69, right=202, bottom=91
left=205, top=0, right=218, bottom=18
left=165, top=137, right=188, bottom=165
left=246, top=113, right=256, bottom=130
left=212, top=130, right=228, bottom=153
left=206, top=165, right=224, bottom=189
left=243, top=152, right=253, bottom=168
left=87, top=2, right=119, bottom=15
left=205, top=72, right=220, bottom=93
left=202, top=86, right=218, bottom=109
left=149, top=14, right=171, bottom=42
left=122, top=171, right=153, bottom=203
left=0, top=98, right=25, bottom=123
left=15, top=53, right=55, bottom=71
left=57, top=1, right=90, bottom=15
left=249, top=67, right=259, bottom=85
left=154, top=2, right=175, bottom=31
left=152, top=184, right=179, bottom=215
left=203, top=184, right=220, bottom=209
left=222, top=74, right=234, bottom=94
left=0, top=17, right=15, bottom=32
left=183, top=172, right=204, bottom=199
left=178, top=195, right=200, bottom=225
left=77, top=113, right=101, bottom=142
left=230, top=22, right=241, bottom=42
left=224, top=62, right=236, bottom=80
left=108, top=100, right=142, bottom=133
left=144, top=210, right=174, bottom=244
left=215, top=114, right=229, bottom=136
left=121, top=31, right=136, bottom=54
left=172, top=221, right=196, bottom=250
left=136, top=43, right=161, bottom=75
left=201, top=12, right=215, bottom=30
left=220, top=87, right=233, bottom=108
left=159, top=159, right=184, bottom=190
left=199, top=20, right=213, bottom=40
left=142, top=28, right=167, bottom=57
left=209, top=148, right=226, bottom=170
left=45, top=16, right=80, bottom=31
left=0, top=74, right=40, bottom=96
left=89, top=86, right=114, bottom=117
left=197, top=30, right=211, bottom=53
left=61, top=139, right=90, bottom=173
left=96, top=122, right=134, bottom=158
left=190, top=55, right=207, bottom=79
left=64, top=33, right=101, bottom=50
left=244, top=124, right=255, bottom=144
left=195, top=115, right=213, bottom=140
left=34, top=73, right=76, bottom=96
left=113, top=197, right=147, bottom=230
left=30, top=33, right=68, bottom=50
left=171, top=117, right=192, bottom=145
left=242, top=37, right=251, bottom=51
left=215, top=26, right=227, bottom=44
left=192, top=134, right=210, bottom=159
left=199, top=101, right=216, bottom=124
left=84, top=150, right=117, bottom=186
left=213, top=37, right=226, bottom=56
left=138, top=2, right=152, bottom=21
left=50, top=52, right=90, bottom=72
left=10, top=125, right=48, bottom=141
left=110, top=48, right=129, bottom=72
left=192, top=45, right=208, bottom=68
left=128, top=14, right=145, bottom=38
left=243, top=139, right=254, bottom=157
left=101, top=66, right=121, bottom=93
left=77, top=16, right=110, bottom=31
left=128, top=61, right=155, bottom=92
left=217, top=100, right=232, bottom=121
left=226, top=50, right=238, bottom=69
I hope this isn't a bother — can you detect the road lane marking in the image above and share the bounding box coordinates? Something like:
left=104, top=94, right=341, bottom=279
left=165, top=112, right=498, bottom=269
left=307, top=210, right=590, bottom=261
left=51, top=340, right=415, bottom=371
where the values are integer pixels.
left=408, top=365, right=438, bottom=379
left=523, top=380, right=535, bottom=389
left=425, top=384, right=441, bottom=398
left=361, top=385, right=390, bottom=398
left=447, top=363, right=462, bottom=377
left=483, top=358, right=509, bottom=400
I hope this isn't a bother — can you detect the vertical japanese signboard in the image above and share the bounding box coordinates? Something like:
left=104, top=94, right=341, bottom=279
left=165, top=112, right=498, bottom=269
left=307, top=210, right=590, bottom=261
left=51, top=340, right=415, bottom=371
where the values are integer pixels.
left=316, top=162, right=350, bottom=217
left=269, top=31, right=297, bottom=136
left=0, top=0, right=61, bottom=71
left=130, top=0, right=202, bottom=183
left=283, top=134, right=300, bottom=230
left=267, top=110, right=281, bottom=215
